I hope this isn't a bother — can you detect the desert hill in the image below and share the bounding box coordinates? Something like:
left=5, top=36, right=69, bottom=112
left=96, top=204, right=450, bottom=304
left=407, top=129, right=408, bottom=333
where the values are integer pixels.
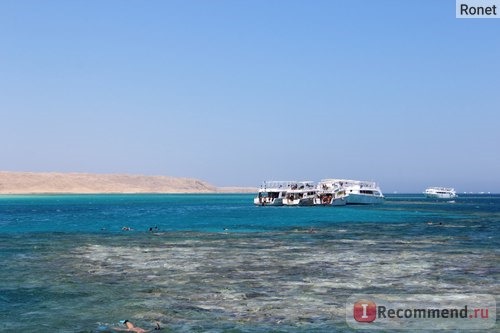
left=0, top=171, right=239, bottom=194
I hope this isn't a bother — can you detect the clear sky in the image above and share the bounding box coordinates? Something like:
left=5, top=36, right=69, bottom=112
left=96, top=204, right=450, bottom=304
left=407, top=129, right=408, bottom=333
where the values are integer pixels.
left=0, top=1, right=499, bottom=192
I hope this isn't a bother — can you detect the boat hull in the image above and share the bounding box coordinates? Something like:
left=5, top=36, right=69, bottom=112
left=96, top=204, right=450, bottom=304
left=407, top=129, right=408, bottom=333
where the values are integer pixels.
left=331, top=197, right=347, bottom=206
left=283, top=197, right=315, bottom=206
left=425, top=193, right=457, bottom=199
left=283, top=198, right=299, bottom=206
left=253, top=197, right=284, bottom=206
left=299, top=197, right=315, bottom=206
left=345, top=193, right=385, bottom=205
left=314, top=196, right=347, bottom=206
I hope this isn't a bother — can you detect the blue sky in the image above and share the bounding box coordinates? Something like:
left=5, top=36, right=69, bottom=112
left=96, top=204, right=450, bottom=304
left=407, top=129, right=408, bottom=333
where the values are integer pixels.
left=0, top=1, right=499, bottom=192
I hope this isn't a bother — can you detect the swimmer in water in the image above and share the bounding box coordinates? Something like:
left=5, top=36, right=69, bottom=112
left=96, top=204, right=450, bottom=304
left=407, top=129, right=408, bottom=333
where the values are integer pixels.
left=112, top=320, right=161, bottom=332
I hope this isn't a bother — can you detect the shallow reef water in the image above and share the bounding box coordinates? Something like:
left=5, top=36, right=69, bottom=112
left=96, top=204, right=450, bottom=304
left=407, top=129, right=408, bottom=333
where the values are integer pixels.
left=0, top=194, right=498, bottom=332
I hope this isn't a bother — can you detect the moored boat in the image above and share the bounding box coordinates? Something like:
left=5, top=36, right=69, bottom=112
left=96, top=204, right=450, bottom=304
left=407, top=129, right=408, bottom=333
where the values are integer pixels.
left=254, top=181, right=294, bottom=206
left=325, top=179, right=384, bottom=205
left=254, top=179, right=384, bottom=205
left=283, top=181, right=317, bottom=206
left=424, top=187, right=457, bottom=199
left=314, top=179, right=347, bottom=206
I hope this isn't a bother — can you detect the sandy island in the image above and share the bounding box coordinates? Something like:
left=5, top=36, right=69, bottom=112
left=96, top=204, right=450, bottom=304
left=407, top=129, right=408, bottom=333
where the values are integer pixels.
left=0, top=171, right=256, bottom=194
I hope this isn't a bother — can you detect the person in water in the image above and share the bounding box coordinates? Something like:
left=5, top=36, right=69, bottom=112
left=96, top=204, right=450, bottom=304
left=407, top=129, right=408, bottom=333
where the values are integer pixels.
left=112, top=320, right=161, bottom=332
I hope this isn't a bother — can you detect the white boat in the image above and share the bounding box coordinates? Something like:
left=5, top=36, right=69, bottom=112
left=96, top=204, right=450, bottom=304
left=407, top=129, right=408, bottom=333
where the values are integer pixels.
left=254, top=181, right=294, bottom=206
left=323, top=179, right=385, bottom=205
left=283, top=181, right=317, bottom=206
left=314, top=180, right=347, bottom=206
left=424, top=187, right=457, bottom=199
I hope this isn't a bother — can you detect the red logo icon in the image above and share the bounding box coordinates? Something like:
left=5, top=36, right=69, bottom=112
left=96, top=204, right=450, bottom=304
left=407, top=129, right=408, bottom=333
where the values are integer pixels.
left=353, top=300, right=377, bottom=322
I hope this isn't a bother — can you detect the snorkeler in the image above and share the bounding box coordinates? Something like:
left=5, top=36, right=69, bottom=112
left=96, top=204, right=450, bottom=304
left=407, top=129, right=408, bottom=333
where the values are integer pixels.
left=112, top=320, right=161, bottom=332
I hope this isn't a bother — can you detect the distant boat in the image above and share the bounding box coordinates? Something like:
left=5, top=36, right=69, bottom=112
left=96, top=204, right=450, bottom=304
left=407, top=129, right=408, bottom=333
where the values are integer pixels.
left=424, top=187, right=457, bottom=199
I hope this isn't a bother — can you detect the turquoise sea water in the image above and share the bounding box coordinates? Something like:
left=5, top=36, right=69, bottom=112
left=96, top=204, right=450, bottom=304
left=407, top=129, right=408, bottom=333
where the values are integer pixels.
left=0, top=194, right=498, bottom=332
